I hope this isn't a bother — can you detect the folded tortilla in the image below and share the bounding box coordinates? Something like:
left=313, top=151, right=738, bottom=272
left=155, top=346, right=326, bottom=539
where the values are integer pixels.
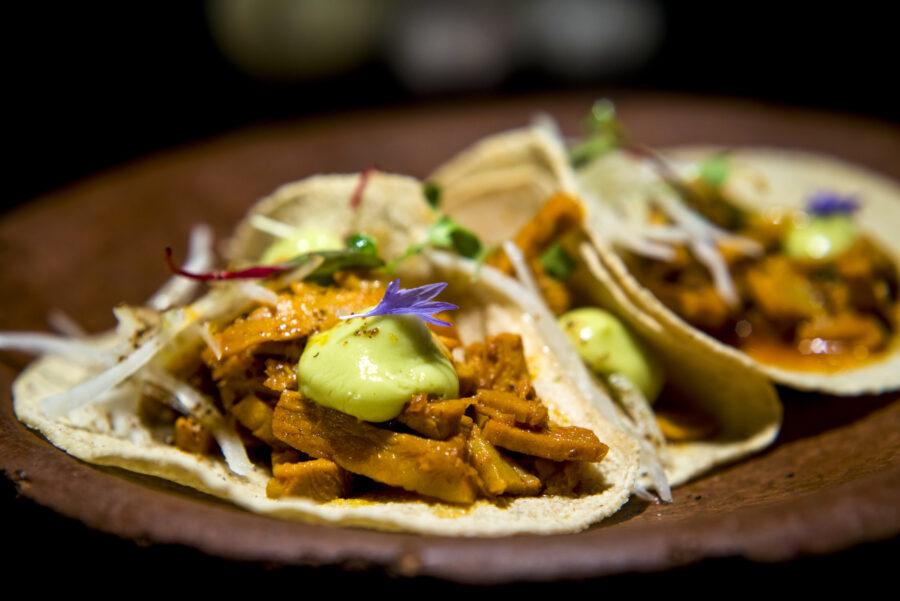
left=12, top=171, right=639, bottom=535
left=589, top=147, right=900, bottom=396
left=429, top=125, right=783, bottom=488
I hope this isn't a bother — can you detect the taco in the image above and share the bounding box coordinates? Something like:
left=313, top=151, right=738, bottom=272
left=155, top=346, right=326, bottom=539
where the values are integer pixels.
left=577, top=146, right=900, bottom=396
left=429, top=121, right=782, bottom=490
left=8, top=171, right=639, bottom=536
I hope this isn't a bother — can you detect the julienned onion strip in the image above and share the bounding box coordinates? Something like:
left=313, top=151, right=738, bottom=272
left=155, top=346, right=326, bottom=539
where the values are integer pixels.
left=34, top=250, right=330, bottom=476
left=0, top=332, right=118, bottom=365
left=141, top=367, right=254, bottom=476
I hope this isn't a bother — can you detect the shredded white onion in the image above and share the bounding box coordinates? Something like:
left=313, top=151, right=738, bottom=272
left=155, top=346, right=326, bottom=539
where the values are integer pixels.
left=39, top=286, right=254, bottom=420
left=10, top=227, right=296, bottom=478
left=0, top=332, right=117, bottom=365
left=141, top=367, right=253, bottom=476
left=501, top=240, right=542, bottom=299
left=234, top=280, right=279, bottom=306
left=113, top=305, right=160, bottom=342
left=632, top=483, right=659, bottom=503
left=248, top=214, right=300, bottom=240
left=46, top=309, right=88, bottom=338
left=577, top=151, right=763, bottom=308
left=607, top=374, right=669, bottom=457
left=585, top=202, right=676, bottom=261
left=652, top=190, right=760, bottom=308
left=607, top=374, right=672, bottom=503
left=200, top=322, right=222, bottom=361
left=39, top=334, right=165, bottom=419
left=690, top=238, right=740, bottom=307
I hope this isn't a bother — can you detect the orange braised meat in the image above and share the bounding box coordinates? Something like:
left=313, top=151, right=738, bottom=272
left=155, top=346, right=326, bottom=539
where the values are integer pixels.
left=273, top=390, right=483, bottom=504
left=153, top=277, right=609, bottom=504
left=266, top=333, right=608, bottom=504
left=623, top=214, right=899, bottom=371
left=209, top=282, right=385, bottom=359
left=487, top=192, right=584, bottom=315
left=483, top=192, right=725, bottom=444
left=266, top=458, right=353, bottom=501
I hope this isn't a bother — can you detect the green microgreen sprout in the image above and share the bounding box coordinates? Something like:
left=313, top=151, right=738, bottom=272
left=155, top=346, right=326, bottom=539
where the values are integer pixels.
left=386, top=182, right=487, bottom=276
left=699, top=154, right=730, bottom=187
left=540, top=242, right=577, bottom=281
left=569, top=99, right=627, bottom=167
left=428, top=216, right=482, bottom=259
left=385, top=216, right=484, bottom=273
left=346, top=232, right=378, bottom=256
left=423, top=181, right=443, bottom=210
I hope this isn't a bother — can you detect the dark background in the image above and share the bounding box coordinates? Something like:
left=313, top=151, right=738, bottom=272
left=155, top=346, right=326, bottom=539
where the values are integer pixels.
left=5, top=2, right=897, bottom=214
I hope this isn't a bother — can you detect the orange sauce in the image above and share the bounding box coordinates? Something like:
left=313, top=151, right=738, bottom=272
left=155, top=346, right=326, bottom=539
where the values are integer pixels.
left=738, top=337, right=891, bottom=373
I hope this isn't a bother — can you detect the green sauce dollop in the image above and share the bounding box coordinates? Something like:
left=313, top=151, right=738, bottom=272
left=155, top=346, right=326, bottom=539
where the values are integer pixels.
left=783, top=215, right=857, bottom=261
left=558, top=307, right=664, bottom=403
left=297, top=314, right=459, bottom=422
left=260, top=226, right=344, bottom=265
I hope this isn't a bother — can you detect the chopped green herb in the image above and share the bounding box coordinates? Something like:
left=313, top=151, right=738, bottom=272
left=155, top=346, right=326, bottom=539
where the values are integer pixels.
left=570, top=99, right=626, bottom=167
left=584, top=99, right=618, bottom=134
left=427, top=216, right=483, bottom=259
left=423, top=182, right=443, bottom=210
left=288, top=249, right=385, bottom=285
left=540, top=243, right=577, bottom=281
left=346, top=233, right=378, bottom=256
left=699, top=155, right=730, bottom=187
left=385, top=209, right=485, bottom=273
left=569, top=133, right=618, bottom=168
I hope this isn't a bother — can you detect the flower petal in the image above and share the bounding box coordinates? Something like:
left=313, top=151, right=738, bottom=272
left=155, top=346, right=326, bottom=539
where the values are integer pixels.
left=339, top=279, right=458, bottom=326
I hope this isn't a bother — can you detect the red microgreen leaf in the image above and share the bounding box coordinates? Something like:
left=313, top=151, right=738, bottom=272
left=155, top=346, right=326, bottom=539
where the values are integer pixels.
left=165, top=247, right=291, bottom=281
left=349, top=167, right=376, bottom=210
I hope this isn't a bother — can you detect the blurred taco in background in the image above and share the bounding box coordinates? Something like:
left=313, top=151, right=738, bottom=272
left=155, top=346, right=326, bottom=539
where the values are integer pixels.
left=577, top=144, right=900, bottom=396
left=429, top=114, right=782, bottom=490
left=8, top=171, right=640, bottom=536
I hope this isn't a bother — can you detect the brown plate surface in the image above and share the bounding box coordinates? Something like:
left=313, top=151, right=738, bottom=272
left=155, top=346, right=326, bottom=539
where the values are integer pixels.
left=2, top=92, right=899, bottom=584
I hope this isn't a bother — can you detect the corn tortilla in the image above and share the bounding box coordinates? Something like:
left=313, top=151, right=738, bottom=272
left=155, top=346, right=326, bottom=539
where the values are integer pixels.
left=12, top=172, right=640, bottom=535
left=430, top=126, right=783, bottom=487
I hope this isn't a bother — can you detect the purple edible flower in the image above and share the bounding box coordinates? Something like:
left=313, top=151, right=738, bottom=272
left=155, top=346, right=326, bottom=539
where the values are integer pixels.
left=807, top=191, right=860, bottom=216
left=340, top=279, right=458, bottom=327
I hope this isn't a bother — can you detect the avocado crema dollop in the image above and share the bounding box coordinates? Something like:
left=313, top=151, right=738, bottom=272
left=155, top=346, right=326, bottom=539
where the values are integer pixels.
left=297, top=314, right=459, bottom=422
left=260, top=225, right=344, bottom=265
left=559, top=307, right=664, bottom=403
left=783, top=213, right=857, bottom=262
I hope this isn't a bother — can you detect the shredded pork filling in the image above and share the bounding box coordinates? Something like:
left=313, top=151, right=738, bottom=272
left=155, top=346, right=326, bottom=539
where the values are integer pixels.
left=142, top=277, right=608, bottom=504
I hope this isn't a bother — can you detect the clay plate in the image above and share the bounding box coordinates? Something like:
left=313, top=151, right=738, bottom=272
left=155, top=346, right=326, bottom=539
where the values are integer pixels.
left=2, top=93, right=898, bottom=586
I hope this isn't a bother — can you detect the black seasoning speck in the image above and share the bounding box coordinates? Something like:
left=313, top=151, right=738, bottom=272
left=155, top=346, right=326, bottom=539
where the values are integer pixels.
left=786, top=472, right=795, bottom=478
